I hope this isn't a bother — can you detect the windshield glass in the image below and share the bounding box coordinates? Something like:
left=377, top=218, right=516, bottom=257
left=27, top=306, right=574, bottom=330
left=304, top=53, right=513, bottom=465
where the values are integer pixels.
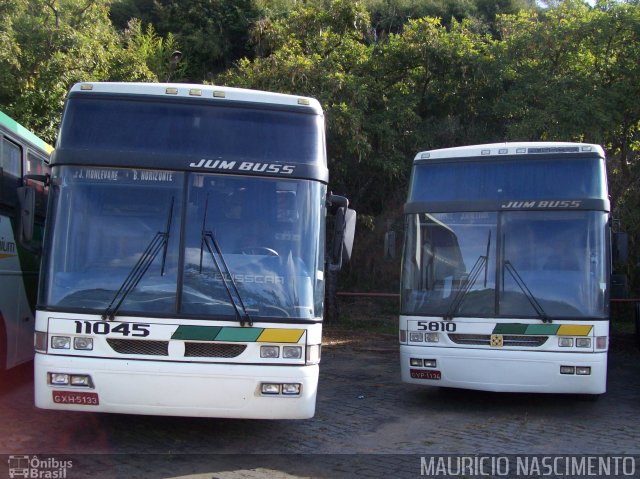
left=42, top=166, right=326, bottom=320
left=402, top=213, right=497, bottom=316
left=42, top=167, right=184, bottom=314
left=401, top=211, right=608, bottom=319
left=181, top=174, right=326, bottom=319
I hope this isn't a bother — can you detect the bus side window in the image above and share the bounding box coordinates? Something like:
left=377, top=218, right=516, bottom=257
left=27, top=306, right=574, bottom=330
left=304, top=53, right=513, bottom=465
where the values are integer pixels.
left=1, top=137, right=22, bottom=207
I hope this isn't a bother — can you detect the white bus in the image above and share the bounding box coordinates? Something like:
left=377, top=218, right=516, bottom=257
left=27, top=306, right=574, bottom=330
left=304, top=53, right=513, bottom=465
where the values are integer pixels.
left=0, top=111, right=51, bottom=370
left=399, top=142, right=613, bottom=395
left=34, top=82, right=354, bottom=418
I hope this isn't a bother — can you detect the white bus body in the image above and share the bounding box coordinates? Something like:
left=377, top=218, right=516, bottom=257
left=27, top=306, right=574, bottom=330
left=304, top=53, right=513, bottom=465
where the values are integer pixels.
left=400, top=143, right=610, bottom=394
left=34, top=82, right=353, bottom=418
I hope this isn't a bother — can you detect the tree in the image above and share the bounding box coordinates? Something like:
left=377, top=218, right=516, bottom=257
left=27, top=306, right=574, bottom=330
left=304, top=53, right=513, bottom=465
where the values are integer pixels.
left=0, top=0, right=162, bottom=142
left=110, top=0, right=262, bottom=81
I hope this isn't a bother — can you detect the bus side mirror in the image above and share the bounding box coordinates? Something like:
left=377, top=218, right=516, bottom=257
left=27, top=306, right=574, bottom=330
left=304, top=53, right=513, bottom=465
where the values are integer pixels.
left=613, top=231, right=629, bottom=264
left=17, top=186, right=35, bottom=244
left=328, top=195, right=356, bottom=271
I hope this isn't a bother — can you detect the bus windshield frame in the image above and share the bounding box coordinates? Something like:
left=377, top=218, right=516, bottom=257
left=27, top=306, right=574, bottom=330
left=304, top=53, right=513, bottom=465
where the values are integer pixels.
left=40, top=165, right=327, bottom=322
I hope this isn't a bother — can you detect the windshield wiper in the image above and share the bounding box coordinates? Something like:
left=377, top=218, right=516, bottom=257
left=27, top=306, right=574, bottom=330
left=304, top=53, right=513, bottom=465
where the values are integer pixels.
left=102, top=197, right=174, bottom=321
left=199, top=194, right=252, bottom=327
left=503, top=260, right=550, bottom=323
left=443, top=231, right=491, bottom=321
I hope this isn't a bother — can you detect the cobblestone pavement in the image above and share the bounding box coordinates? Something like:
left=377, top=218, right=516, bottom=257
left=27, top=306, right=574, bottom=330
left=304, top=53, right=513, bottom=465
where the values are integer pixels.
left=1, top=330, right=640, bottom=478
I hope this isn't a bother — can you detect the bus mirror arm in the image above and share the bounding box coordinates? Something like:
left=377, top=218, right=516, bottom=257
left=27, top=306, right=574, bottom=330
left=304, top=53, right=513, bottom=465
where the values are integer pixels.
left=23, top=173, right=51, bottom=187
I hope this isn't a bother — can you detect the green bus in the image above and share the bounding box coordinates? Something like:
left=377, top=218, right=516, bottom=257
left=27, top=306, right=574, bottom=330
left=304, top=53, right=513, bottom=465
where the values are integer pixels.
left=0, top=111, right=52, bottom=370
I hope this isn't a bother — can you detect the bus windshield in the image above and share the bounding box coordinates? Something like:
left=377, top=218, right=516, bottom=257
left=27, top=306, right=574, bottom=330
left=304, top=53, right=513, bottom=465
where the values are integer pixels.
left=401, top=211, right=608, bottom=319
left=41, top=166, right=326, bottom=320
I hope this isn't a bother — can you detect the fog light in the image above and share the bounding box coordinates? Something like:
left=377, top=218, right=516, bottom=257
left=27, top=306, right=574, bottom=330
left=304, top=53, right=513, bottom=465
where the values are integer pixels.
left=282, top=383, right=301, bottom=395
left=70, top=375, right=93, bottom=387
left=560, top=366, right=575, bottom=375
left=575, top=338, right=591, bottom=348
left=260, top=345, right=279, bottom=358
left=558, top=337, right=574, bottom=348
left=74, top=337, right=94, bottom=351
left=425, top=333, right=439, bottom=343
left=424, top=359, right=437, bottom=368
left=576, top=366, right=591, bottom=376
left=410, top=332, right=424, bottom=342
left=34, top=331, right=48, bottom=353
left=49, top=373, right=70, bottom=385
left=283, top=346, right=302, bottom=359
left=51, top=336, right=71, bottom=349
left=261, top=383, right=280, bottom=395
left=410, top=358, right=423, bottom=367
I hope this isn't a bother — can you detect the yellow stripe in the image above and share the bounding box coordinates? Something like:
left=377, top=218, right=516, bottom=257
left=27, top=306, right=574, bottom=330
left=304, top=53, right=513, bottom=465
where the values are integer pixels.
left=257, top=329, right=305, bottom=343
left=557, top=325, right=593, bottom=336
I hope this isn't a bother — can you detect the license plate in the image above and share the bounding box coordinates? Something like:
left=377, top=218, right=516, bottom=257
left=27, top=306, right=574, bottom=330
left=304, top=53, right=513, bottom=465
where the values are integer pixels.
left=410, top=369, right=442, bottom=380
left=52, top=391, right=99, bottom=406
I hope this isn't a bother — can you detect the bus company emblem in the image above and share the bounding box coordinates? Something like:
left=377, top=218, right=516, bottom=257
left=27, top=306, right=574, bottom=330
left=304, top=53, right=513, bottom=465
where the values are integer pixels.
left=490, top=334, right=504, bottom=348
left=189, top=159, right=296, bottom=175
left=501, top=200, right=582, bottom=209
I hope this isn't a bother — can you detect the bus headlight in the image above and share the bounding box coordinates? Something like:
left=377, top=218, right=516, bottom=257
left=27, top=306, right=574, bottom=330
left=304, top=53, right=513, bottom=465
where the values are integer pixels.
left=409, top=332, right=424, bottom=342
left=51, top=336, right=71, bottom=349
left=74, top=337, right=94, bottom=351
left=425, top=333, right=439, bottom=343
left=575, top=338, right=591, bottom=348
left=282, top=346, right=302, bottom=359
left=558, top=337, right=573, bottom=348
left=260, top=346, right=279, bottom=358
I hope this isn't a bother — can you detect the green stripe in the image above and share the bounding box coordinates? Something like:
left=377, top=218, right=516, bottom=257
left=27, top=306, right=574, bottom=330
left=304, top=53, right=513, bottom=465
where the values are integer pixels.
left=493, top=323, right=528, bottom=334
left=171, top=326, right=222, bottom=341
left=216, top=327, right=264, bottom=342
left=524, top=324, right=560, bottom=335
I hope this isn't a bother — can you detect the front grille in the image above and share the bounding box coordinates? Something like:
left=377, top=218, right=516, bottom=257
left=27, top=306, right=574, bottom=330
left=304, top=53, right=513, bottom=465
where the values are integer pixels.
left=107, top=338, right=169, bottom=356
left=448, top=334, right=548, bottom=347
left=184, top=342, right=247, bottom=358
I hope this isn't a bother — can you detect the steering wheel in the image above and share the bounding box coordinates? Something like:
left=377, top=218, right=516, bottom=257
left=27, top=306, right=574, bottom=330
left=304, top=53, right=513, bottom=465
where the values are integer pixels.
left=241, top=246, right=279, bottom=256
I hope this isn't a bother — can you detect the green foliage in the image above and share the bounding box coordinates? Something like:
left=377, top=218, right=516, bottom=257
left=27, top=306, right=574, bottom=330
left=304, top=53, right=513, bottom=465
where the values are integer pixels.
left=0, top=0, right=161, bottom=142
left=110, top=0, right=262, bottom=81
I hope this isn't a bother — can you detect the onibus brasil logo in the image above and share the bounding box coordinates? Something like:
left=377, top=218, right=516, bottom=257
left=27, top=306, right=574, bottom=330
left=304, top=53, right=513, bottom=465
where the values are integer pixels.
left=7, top=456, right=73, bottom=478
